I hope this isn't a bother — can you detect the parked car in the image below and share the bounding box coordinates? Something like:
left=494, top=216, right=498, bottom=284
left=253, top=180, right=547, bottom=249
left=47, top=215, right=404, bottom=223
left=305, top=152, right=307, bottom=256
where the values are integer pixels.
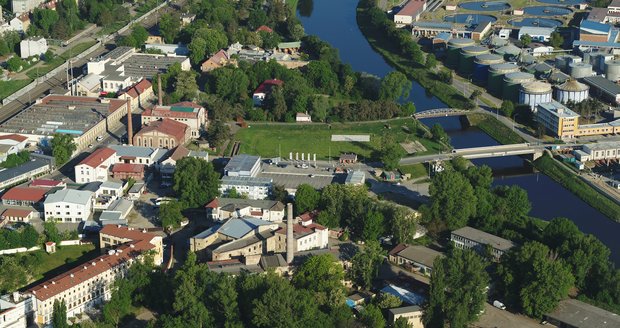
left=493, top=300, right=506, bottom=310
left=301, top=163, right=309, bottom=169
left=96, top=135, right=103, bottom=141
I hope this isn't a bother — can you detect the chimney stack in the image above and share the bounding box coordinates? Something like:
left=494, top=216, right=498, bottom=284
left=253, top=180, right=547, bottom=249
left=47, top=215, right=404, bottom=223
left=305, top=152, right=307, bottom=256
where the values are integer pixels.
left=126, top=100, right=133, bottom=145
left=286, top=203, right=294, bottom=264
left=157, top=74, right=163, bottom=106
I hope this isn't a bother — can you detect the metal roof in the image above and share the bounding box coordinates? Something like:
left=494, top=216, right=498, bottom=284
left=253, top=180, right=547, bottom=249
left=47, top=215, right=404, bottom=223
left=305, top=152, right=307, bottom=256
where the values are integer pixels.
left=389, top=306, right=422, bottom=316
left=224, top=154, right=261, bottom=175
left=451, top=226, right=515, bottom=251
left=218, top=217, right=276, bottom=239
left=395, top=245, right=443, bottom=268
left=537, top=101, right=580, bottom=119
left=107, top=145, right=167, bottom=162
left=221, top=176, right=273, bottom=187
left=545, top=299, right=620, bottom=328
left=44, top=189, right=92, bottom=206
left=583, top=76, right=620, bottom=96
left=518, top=26, right=555, bottom=36
left=580, top=20, right=612, bottom=35
left=0, top=157, right=52, bottom=185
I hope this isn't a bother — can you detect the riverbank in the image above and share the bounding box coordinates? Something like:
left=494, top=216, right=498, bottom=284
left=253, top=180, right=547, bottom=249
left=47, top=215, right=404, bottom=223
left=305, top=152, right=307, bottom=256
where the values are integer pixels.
left=356, top=2, right=471, bottom=110
left=533, top=153, right=620, bottom=222
left=465, top=113, right=526, bottom=145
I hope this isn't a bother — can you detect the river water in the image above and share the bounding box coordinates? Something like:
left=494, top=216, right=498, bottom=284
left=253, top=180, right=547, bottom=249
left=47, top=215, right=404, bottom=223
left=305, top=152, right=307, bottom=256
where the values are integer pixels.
left=298, top=0, right=619, bottom=264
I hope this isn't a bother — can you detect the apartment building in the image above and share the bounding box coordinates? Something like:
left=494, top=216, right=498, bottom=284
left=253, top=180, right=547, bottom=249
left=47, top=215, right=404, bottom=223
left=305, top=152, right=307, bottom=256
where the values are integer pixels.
left=274, top=221, right=329, bottom=253
left=43, top=189, right=94, bottom=222
left=99, top=225, right=164, bottom=266
left=74, top=147, right=117, bottom=183
left=451, top=226, right=515, bottom=260
left=536, top=101, right=580, bottom=140
left=219, top=176, right=273, bottom=200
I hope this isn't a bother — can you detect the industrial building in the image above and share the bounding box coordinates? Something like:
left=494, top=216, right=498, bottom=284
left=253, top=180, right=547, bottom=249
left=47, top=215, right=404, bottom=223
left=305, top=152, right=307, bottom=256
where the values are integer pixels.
left=204, top=197, right=285, bottom=222
left=451, top=226, right=515, bottom=260
left=219, top=176, right=273, bottom=200
left=574, top=141, right=620, bottom=162
left=0, top=96, right=128, bottom=151
left=518, top=26, right=555, bottom=43
left=582, top=76, right=620, bottom=104
left=0, top=155, right=54, bottom=190
left=536, top=101, right=580, bottom=140
left=519, top=81, right=553, bottom=110
left=141, top=102, right=207, bottom=138
left=544, top=299, right=620, bottom=328
left=393, top=0, right=427, bottom=27
left=224, top=154, right=262, bottom=177
left=503, top=72, right=535, bottom=103
left=554, top=79, right=589, bottom=104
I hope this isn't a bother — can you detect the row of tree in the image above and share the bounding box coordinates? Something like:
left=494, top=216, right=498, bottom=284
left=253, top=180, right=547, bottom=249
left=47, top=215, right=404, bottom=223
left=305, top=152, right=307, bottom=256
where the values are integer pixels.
left=28, top=0, right=83, bottom=39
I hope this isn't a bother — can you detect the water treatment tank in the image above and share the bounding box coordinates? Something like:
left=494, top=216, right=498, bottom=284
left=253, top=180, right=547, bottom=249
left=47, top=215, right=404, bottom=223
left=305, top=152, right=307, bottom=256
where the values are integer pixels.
left=459, top=45, right=489, bottom=76
left=554, top=79, right=589, bottom=104
left=519, top=81, right=552, bottom=110
left=503, top=72, right=534, bottom=103
left=487, top=62, right=520, bottom=96
left=605, top=60, right=620, bottom=82
left=555, top=55, right=571, bottom=72
left=569, top=62, right=593, bottom=79
left=447, top=38, right=475, bottom=68
left=493, top=43, right=521, bottom=60
left=473, top=54, right=504, bottom=84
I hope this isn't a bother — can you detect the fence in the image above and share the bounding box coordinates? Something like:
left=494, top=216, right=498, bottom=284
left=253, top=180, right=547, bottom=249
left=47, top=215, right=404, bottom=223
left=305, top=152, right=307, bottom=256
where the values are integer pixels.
left=0, top=246, right=40, bottom=255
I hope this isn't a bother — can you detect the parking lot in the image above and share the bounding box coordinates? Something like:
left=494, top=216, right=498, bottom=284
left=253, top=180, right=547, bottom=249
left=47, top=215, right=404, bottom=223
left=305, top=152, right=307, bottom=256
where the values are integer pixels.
left=473, top=303, right=548, bottom=328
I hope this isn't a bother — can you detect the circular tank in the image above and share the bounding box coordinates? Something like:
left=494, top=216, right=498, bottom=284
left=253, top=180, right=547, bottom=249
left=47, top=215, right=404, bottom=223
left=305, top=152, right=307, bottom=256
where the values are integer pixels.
left=555, top=55, right=571, bottom=72
left=508, top=18, right=562, bottom=28
left=444, top=14, right=497, bottom=24
left=473, top=54, right=504, bottom=84
left=459, top=1, right=511, bottom=11
left=487, top=63, right=520, bottom=96
left=523, top=6, right=572, bottom=16
left=493, top=44, right=521, bottom=59
left=554, top=79, right=589, bottom=104
left=459, top=46, right=489, bottom=76
left=569, top=62, right=592, bottom=79
left=536, top=0, right=583, bottom=4
left=519, top=81, right=552, bottom=109
left=605, top=60, right=620, bottom=82
left=447, top=38, right=475, bottom=68
left=503, top=72, right=534, bottom=102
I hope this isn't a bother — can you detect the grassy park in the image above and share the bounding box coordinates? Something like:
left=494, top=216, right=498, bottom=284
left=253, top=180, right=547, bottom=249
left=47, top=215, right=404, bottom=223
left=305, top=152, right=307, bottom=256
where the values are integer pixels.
left=26, top=244, right=97, bottom=283
left=234, top=119, right=444, bottom=160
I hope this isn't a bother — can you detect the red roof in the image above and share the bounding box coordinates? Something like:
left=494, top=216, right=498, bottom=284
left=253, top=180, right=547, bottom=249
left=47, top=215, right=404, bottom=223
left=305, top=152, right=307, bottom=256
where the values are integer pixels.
left=170, top=101, right=203, bottom=109
left=100, top=225, right=157, bottom=242
left=28, top=241, right=153, bottom=301
left=45, top=241, right=55, bottom=246
left=143, top=106, right=200, bottom=119
left=298, top=210, right=319, bottom=222
left=396, top=0, right=426, bottom=16
left=256, top=25, right=273, bottom=33
left=169, top=145, right=190, bottom=161
left=0, top=134, right=27, bottom=142
left=254, top=79, right=284, bottom=95
left=78, top=147, right=116, bottom=168
left=1, top=208, right=32, bottom=218
left=135, top=118, right=189, bottom=143
left=30, top=179, right=63, bottom=188
left=120, top=79, right=152, bottom=99
left=275, top=223, right=325, bottom=236
left=205, top=198, right=219, bottom=208
left=201, top=49, right=229, bottom=69
left=1, top=187, right=48, bottom=202
left=112, top=163, right=144, bottom=173
left=388, top=243, right=409, bottom=257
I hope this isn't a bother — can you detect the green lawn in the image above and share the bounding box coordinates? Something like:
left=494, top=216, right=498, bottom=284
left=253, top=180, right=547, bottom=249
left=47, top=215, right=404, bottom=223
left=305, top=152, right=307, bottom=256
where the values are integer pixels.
left=234, top=119, right=444, bottom=160
left=25, top=40, right=98, bottom=79
left=467, top=113, right=525, bottom=145
left=31, top=244, right=97, bottom=280
left=0, top=79, right=33, bottom=101
left=399, top=163, right=428, bottom=179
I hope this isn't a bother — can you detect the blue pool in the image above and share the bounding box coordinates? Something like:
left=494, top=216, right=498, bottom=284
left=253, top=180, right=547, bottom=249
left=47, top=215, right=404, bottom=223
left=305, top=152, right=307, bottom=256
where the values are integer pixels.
left=444, top=14, right=497, bottom=24
left=536, top=0, right=583, bottom=4
left=459, top=1, right=510, bottom=11
left=509, top=17, right=563, bottom=27
left=523, top=5, right=573, bottom=16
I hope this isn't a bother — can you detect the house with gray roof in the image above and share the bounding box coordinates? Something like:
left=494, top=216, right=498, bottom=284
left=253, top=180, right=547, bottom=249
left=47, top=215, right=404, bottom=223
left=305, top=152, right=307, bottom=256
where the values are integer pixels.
left=451, top=226, right=515, bottom=260
left=544, top=299, right=620, bottom=328
left=388, top=244, right=443, bottom=276
left=43, top=189, right=94, bottom=222
left=205, top=197, right=285, bottom=222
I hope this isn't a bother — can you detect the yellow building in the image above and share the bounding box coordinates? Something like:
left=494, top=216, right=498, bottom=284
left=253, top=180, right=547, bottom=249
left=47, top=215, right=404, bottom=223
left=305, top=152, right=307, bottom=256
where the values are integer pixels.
left=536, top=101, right=580, bottom=140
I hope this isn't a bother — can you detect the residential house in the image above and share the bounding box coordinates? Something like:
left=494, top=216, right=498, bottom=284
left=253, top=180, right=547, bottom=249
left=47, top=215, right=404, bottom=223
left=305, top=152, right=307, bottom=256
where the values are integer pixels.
left=43, top=189, right=94, bottom=222
left=204, top=197, right=285, bottom=222
left=393, top=0, right=427, bottom=27
left=19, top=37, right=48, bottom=58
left=84, top=181, right=124, bottom=210
left=11, top=0, right=44, bottom=14
left=1, top=186, right=48, bottom=207
left=111, top=163, right=145, bottom=180
left=388, top=244, right=443, bottom=276
left=339, top=153, right=357, bottom=164
left=141, top=101, right=207, bottom=138
left=99, top=225, right=164, bottom=265
left=133, top=118, right=190, bottom=149
left=180, top=12, right=196, bottom=27
left=200, top=49, right=230, bottom=72
left=274, top=221, right=329, bottom=253
left=0, top=293, right=35, bottom=328
left=256, top=25, right=273, bottom=33
left=252, top=79, right=284, bottom=105
left=74, top=147, right=117, bottom=183
left=219, top=176, right=273, bottom=200
left=99, top=198, right=134, bottom=226
left=9, top=14, right=30, bottom=32
left=108, top=144, right=168, bottom=167
left=224, top=154, right=261, bottom=177
left=388, top=306, right=424, bottom=328
left=451, top=226, right=515, bottom=260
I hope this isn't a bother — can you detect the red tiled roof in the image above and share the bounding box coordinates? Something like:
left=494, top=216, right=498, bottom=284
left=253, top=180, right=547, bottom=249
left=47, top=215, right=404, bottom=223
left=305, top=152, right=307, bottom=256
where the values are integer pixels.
left=250, top=210, right=263, bottom=216
left=275, top=224, right=321, bottom=236
left=396, top=0, right=426, bottom=16
left=45, top=241, right=55, bottom=246
left=28, top=241, right=153, bottom=301
left=0, top=134, right=27, bottom=142
left=254, top=79, right=284, bottom=94
left=135, top=118, right=188, bottom=142
left=1, top=208, right=32, bottom=218
left=30, top=179, right=63, bottom=188
left=1, top=187, right=48, bottom=202
left=78, top=147, right=116, bottom=168
left=100, top=225, right=156, bottom=242
left=143, top=106, right=200, bottom=119
left=112, top=163, right=144, bottom=173
left=201, top=50, right=229, bottom=68
left=205, top=198, right=219, bottom=208
left=298, top=210, right=319, bottom=222
left=120, top=79, right=152, bottom=99
left=256, top=25, right=273, bottom=33
left=388, top=243, right=409, bottom=257
left=169, top=145, right=190, bottom=161
left=306, top=223, right=327, bottom=230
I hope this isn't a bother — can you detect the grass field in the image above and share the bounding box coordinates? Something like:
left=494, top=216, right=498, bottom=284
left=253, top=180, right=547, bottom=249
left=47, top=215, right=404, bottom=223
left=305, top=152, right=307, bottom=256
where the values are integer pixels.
left=0, top=79, right=33, bottom=101
left=234, top=119, right=444, bottom=160
left=467, top=113, right=525, bottom=145
left=399, top=163, right=428, bottom=179
left=33, top=244, right=97, bottom=278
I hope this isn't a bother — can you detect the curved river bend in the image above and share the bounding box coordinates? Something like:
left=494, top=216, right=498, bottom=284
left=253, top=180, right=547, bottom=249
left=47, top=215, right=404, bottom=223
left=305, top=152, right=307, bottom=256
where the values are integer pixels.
left=297, top=0, right=619, bottom=264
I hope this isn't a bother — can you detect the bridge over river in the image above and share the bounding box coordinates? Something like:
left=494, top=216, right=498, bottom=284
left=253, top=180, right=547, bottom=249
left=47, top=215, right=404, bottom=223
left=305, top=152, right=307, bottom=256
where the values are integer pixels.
left=414, top=108, right=475, bottom=119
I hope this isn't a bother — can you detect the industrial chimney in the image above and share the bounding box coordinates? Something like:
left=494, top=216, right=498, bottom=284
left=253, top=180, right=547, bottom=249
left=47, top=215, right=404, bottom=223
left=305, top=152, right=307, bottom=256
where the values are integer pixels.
left=157, top=74, right=163, bottom=106
left=286, top=202, right=294, bottom=264
left=126, top=100, right=133, bottom=145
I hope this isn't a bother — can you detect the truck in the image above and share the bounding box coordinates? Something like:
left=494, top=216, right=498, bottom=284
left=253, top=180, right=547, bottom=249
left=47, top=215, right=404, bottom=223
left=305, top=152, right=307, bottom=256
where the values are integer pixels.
left=493, top=300, right=506, bottom=310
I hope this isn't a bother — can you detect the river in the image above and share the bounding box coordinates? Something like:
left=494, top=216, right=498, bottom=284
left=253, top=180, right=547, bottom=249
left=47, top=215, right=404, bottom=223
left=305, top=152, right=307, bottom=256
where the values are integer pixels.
left=297, top=0, right=619, bottom=264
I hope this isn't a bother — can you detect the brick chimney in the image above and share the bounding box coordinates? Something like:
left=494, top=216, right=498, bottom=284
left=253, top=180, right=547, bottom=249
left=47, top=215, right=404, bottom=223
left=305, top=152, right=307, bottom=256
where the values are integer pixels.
left=126, top=100, right=133, bottom=145
left=286, top=202, right=294, bottom=264
left=157, top=74, right=163, bottom=106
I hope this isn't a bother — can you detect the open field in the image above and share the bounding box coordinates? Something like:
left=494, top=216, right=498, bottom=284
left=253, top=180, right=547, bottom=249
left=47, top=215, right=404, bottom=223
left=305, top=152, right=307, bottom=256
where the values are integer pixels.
left=467, top=113, right=525, bottom=145
left=32, top=244, right=97, bottom=279
left=398, top=163, right=428, bottom=179
left=234, top=119, right=445, bottom=160
left=0, top=79, right=33, bottom=100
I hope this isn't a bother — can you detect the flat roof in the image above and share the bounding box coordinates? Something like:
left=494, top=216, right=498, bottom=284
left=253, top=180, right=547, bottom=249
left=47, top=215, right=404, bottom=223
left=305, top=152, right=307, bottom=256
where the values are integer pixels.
left=206, top=197, right=284, bottom=211
left=396, top=0, right=426, bottom=17
left=545, top=299, right=620, bottom=328
left=537, top=101, right=580, bottom=119
left=583, top=76, right=620, bottom=97
left=519, top=26, right=555, bottom=35
left=389, top=305, right=422, bottom=315
left=224, top=154, right=261, bottom=174
left=452, top=226, right=515, bottom=251
left=221, top=176, right=273, bottom=187
left=583, top=141, right=620, bottom=151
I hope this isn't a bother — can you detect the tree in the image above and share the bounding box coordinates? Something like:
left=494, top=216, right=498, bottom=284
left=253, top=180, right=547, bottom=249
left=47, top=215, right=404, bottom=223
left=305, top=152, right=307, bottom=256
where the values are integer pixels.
left=469, top=89, right=482, bottom=101
left=43, top=49, right=55, bottom=62
left=348, top=241, right=384, bottom=289
left=500, top=100, right=515, bottom=117
left=260, top=30, right=281, bottom=49
left=391, top=207, right=420, bottom=244
left=424, top=249, right=489, bottom=328
left=292, top=254, right=345, bottom=306
left=174, top=71, right=199, bottom=101
left=159, top=13, right=180, bottom=43
left=0, top=256, right=29, bottom=294
left=304, top=60, right=338, bottom=95
left=159, top=200, right=184, bottom=230
left=360, top=304, right=386, bottom=328
left=44, top=220, right=61, bottom=244
left=50, top=133, right=76, bottom=166
left=20, top=225, right=40, bottom=248
left=394, top=317, right=413, bottom=328
left=206, top=120, right=230, bottom=149
left=380, top=140, right=405, bottom=171
left=188, top=37, right=207, bottom=64
left=271, top=184, right=288, bottom=202
left=425, top=53, right=437, bottom=69
left=309, top=96, right=329, bottom=122
left=6, top=57, right=24, bottom=72
left=497, top=241, right=575, bottom=318
left=131, top=25, right=149, bottom=46
left=173, top=158, right=220, bottom=208
left=428, top=170, right=477, bottom=230
left=52, top=299, right=68, bottom=328
left=263, top=85, right=287, bottom=121
left=362, top=210, right=384, bottom=242
left=430, top=124, right=449, bottom=145
left=549, top=32, right=564, bottom=48
left=374, top=293, right=402, bottom=309
left=103, top=279, right=132, bottom=327
left=294, top=184, right=320, bottom=214
left=520, top=34, right=532, bottom=47
left=379, top=71, right=411, bottom=101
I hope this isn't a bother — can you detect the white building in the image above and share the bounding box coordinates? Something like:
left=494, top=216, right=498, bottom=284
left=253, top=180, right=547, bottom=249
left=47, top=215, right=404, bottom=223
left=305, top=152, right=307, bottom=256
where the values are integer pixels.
left=388, top=306, right=424, bottom=328
left=74, top=147, right=117, bottom=183
left=0, top=134, right=27, bottom=164
left=275, top=218, right=328, bottom=252
left=295, top=112, right=311, bottom=122
left=224, top=154, right=261, bottom=177
left=204, top=197, right=285, bottom=222
left=393, top=0, right=427, bottom=27
left=43, top=189, right=94, bottom=222
left=219, top=176, right=273, bottom=200
left=0, top=293, right=35, bottom=328
left=19, top=37, right=48, bottom=59
left=108, top=144, right=168, bottom=166
left=451, top=226, right=515, bottom=260
left=575, top=142, right=620, bottom=162
left=518, top=26, right=555, bottom=43
left=90, top=181, right=124, bottom=210
left=11, top=0, right=44, bottom=14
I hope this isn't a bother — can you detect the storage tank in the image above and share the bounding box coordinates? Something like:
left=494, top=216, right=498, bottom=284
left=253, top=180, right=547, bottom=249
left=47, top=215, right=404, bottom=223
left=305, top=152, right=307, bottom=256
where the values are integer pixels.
left=473, top=54, right=504, bottom=84
left=554, top=79, right=589, bottom=104
left=548, top=69, right=570, bottom=85
left=605, top=60, right=620, bottom=82
left=503, top=72, right=534, bottom=103
left=519, top=81, right=552, bottom=110
left=569, top=62, right=593, bottom=79
left=459, top=46, right=489, bottom=76
left=447, top=38, right=475, bottom=68
left=493, top=44, right=521, bottom=60
left=487, top=63, right=520, bottom=96
left=555, top=55, right=571, bottom=72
